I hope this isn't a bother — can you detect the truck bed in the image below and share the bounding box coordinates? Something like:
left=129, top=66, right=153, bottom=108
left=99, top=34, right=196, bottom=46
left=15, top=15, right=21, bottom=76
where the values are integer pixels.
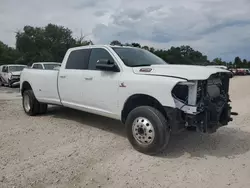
left=21, top=68, right=61, bottom=105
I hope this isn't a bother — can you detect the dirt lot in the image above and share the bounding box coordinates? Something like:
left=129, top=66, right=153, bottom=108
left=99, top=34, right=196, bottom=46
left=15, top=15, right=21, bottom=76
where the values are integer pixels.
left=0, top=77, right=250, bottom=188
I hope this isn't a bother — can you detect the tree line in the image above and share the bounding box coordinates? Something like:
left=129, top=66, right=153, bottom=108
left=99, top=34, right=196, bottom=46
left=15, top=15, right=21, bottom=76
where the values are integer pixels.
left=0, top=23, right=249, bottom=68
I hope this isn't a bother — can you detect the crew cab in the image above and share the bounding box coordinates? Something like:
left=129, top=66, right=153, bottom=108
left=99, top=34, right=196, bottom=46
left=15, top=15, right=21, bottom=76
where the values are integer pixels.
left=0, top=64, right=27, bottom=87
left=31, top=62, right=61, bottom=70
left=20, top=45, right=234, bottom=155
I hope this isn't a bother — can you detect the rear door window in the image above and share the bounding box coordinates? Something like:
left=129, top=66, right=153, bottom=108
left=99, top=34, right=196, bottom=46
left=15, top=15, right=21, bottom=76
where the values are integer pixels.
left=65, top=49, right=91, bottom=70
left=37, top=64, right=43, bottom=69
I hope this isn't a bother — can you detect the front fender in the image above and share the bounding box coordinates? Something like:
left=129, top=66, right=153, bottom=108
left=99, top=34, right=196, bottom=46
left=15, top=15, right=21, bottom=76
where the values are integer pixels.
left=118, top=76, right=185, bottom=111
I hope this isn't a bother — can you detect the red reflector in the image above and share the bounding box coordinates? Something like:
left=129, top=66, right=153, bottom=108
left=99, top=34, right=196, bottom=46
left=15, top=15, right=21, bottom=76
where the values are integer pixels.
left=139, top=68, right=152, bottom=72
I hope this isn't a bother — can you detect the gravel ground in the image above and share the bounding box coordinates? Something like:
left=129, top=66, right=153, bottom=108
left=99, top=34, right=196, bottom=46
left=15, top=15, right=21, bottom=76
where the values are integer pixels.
left=0, top=77, right=250, bottom=188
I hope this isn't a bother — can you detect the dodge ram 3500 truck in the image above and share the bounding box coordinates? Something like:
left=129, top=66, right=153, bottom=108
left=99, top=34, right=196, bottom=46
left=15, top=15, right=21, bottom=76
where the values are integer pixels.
left=20, top=45, right=234, bottom=155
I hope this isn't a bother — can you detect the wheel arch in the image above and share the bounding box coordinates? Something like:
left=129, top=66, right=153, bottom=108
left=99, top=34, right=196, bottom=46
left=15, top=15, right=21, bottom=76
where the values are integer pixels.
left=121, top=94, right=167, bottom=124
left=21, top=81, right=32, bottom=96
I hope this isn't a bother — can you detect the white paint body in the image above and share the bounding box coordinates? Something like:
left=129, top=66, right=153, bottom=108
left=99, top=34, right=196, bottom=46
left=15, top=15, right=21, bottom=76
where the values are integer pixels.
left=20, top=45, right=232, bottom=121
left=206, top=65, right=228, bottom=70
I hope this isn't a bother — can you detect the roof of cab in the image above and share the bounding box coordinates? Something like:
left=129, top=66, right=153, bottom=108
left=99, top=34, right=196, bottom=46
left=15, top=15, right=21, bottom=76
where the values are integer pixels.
left=68, top=44, right=137, bottom=51
left=32, top=62, right=60, bottom=64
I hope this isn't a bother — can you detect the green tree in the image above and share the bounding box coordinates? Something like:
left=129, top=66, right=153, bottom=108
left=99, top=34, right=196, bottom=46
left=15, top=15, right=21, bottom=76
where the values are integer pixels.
left=0, top=41, right=21, bottom=65
left=228, top=61, right=233, bottom=68
left=15, top=23, right=92, bottom=64
left=110, top=40, right=122, bottom=46
left=212, top=58, right=225, bottom=65
left=142, top=46, right=149, bottom=51
left=234, top=56, right=242, bottom=68
left=131, top=43, right=141, bottom=48
left=242, top=59, right=248, bottom=68
left=149, top=47, right=155, bottom=53
left=179, top=45, right=208, bottom=64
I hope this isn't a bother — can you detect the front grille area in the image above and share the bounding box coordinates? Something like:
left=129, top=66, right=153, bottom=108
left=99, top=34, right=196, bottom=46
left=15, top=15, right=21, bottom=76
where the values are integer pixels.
left=172, top=72, right=233, bottom=133
left=207, top=78, right=222, bottom=99
left=196, top=81, right=206, bottom=104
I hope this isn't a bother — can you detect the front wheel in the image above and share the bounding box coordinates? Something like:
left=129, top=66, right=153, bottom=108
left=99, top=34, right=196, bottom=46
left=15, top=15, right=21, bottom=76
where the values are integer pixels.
left=125, top=106, right=170, bottom=155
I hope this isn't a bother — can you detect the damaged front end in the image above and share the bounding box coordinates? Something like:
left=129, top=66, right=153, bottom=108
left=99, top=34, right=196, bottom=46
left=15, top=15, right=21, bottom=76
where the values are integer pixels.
left=171, top=72, right=235, bottom=133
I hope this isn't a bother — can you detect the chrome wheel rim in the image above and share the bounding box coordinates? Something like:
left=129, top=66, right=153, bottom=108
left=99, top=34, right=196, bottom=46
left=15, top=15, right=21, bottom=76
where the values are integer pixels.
left=132, top=117, right=155, bottom=145
left=23, top=94, right=31, bottom=112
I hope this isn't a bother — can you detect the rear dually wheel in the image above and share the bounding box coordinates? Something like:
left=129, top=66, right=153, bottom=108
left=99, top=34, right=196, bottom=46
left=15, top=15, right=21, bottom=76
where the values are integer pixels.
left=22, top=89, right=48, bottom=116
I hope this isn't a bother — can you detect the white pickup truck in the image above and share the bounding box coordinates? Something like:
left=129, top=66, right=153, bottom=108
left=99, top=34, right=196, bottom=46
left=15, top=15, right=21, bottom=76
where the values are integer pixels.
left=20, top=45, right=234, bottom=154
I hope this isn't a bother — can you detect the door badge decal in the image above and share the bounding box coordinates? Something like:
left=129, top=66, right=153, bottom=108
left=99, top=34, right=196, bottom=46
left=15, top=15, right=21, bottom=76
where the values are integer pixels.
left=119, top=82, right=126, bottom=88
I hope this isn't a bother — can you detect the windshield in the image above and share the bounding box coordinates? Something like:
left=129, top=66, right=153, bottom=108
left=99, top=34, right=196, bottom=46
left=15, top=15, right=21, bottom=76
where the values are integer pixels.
left=43, top=63, right=61, bottom=70
left=112, top=47, right=167, bottom=67
left=9, top=65, right=26, bottom=72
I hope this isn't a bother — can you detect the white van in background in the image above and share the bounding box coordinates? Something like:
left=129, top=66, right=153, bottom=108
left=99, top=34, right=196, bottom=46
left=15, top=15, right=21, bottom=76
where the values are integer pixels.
left=31, top=62, right=61, bottom=70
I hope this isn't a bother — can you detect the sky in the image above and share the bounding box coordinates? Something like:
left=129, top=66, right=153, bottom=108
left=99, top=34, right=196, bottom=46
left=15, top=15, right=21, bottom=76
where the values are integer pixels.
left=1, top=0, right=250, bottom=61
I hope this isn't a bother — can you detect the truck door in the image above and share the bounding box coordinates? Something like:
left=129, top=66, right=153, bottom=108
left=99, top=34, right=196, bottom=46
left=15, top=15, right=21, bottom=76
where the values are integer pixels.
left=58, top=48, right=91, bottom=107
left=82, top=47, right=121, bottom=118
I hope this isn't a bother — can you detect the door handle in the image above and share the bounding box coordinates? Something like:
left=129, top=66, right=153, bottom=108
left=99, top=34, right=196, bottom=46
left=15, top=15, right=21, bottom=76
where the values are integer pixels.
left=60, top=75, right=66, bottom=78
left=84, top=77, right=93, bottom=80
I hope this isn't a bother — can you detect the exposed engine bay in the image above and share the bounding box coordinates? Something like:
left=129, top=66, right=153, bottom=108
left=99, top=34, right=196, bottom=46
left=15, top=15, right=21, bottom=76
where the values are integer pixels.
left=171, top=72, right=234, bottom=133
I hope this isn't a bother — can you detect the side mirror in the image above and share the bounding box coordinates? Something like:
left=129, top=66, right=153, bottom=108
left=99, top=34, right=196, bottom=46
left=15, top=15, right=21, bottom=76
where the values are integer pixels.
left=96, top=59, right=120, bottom=72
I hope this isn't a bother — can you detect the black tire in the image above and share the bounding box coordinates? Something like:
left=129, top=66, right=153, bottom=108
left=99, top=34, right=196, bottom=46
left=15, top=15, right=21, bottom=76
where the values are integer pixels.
left=22, top=90, right=47, bottom=116
left=186, top=126, right=197, bottom=132
left=8, top=79, right=12, bottom=88
left=39, top=103, right=48, bottom=114
left=0, top=78, right=3, bottom=86
left=125, top=106, right=170, bottom=155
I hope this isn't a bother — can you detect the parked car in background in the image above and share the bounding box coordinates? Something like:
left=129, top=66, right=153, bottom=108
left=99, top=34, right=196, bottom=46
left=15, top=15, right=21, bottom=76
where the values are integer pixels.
left=0, top=64, right=27, bottom=87
left=31, top=62, right=61, bottom=70
left=236, top=68, right=247, bottom=75
left=20, top=45, right=234, bottom=155
left=244, top=69, right=250, bottom=75
left=228, top=68, right=236, bottom=75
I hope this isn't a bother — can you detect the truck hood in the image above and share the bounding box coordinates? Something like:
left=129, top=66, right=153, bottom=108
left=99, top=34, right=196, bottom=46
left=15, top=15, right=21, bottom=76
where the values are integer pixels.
left=132, top=64, right=232, bottom=80
left=10, top=71, right=21, bottom=76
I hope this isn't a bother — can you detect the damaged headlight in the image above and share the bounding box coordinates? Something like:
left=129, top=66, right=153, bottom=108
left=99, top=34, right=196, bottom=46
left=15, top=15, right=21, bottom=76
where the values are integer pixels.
left=172, top=82, right=190, bottom=103
left=11, top=75, right=19, bottom=79
left=172, top=81, right=199, bottom=104
left=172, top=81, right=202, bottom=114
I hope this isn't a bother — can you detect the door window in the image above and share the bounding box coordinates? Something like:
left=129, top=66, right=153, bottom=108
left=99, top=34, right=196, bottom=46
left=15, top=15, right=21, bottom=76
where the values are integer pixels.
left=37, top=64, right=43, bottom=69
left=2, top=66, right=7, bottom=72
left=65, top=49, right=91, bottom=70
left=88, top=48, right=115, bottom=70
